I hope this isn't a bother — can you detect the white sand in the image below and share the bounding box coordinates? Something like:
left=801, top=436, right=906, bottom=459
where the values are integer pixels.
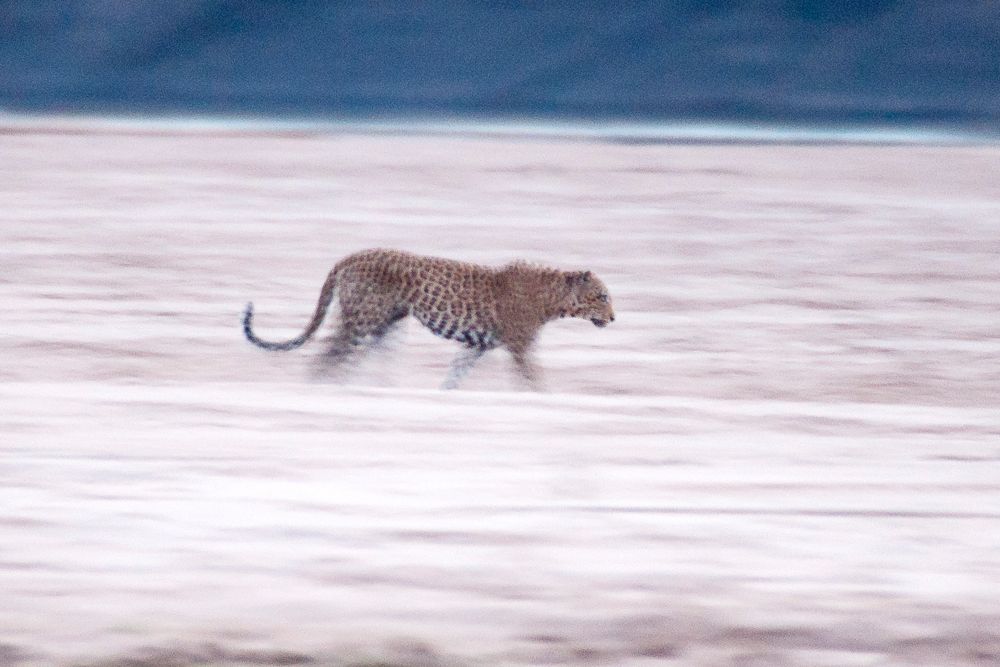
left=1, top=126, right=999, bottom=666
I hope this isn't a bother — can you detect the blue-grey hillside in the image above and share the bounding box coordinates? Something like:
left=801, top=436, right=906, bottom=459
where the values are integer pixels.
left=1, top=1, right=997, bottom=128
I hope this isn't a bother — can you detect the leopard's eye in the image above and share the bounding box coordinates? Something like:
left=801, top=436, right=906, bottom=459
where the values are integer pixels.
left=597, top=293, right=609, bottom=303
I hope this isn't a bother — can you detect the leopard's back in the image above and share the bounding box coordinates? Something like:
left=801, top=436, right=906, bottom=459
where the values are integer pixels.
left=337, top=249, right=501, bottom=349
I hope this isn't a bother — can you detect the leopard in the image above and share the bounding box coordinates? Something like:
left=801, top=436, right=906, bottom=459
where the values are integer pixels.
left=242, top=248, right=615, bottom=389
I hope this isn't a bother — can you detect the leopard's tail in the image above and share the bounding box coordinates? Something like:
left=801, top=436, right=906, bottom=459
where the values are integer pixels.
left=243, top=270, right=338, bottom=351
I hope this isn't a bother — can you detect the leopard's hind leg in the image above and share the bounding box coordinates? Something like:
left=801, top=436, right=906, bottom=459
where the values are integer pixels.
left=312, top=300, right=408, bottom=381
left=310, top=327, right=360, bottom=381
left=369, top=306, right=409, bottom=351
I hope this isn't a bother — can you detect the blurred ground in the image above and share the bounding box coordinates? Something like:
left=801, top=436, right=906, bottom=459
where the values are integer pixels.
left=1, top=125, right=999, bottom=666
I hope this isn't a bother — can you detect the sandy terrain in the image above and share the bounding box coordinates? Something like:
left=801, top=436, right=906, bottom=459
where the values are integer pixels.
left=1, top=125, right=999, bottom=666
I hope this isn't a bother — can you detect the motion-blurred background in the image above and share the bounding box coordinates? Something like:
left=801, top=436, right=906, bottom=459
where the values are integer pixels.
left=3, top=4, right=1000, bottom=667
left=2, top=1, right=998, bottom=131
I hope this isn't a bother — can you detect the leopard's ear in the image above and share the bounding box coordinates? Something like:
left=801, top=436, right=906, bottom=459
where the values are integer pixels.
left=566, top=271, right=592, bottom=286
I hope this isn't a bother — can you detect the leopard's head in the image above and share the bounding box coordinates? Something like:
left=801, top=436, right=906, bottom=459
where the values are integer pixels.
left=564, top=270, right=615, bottom=327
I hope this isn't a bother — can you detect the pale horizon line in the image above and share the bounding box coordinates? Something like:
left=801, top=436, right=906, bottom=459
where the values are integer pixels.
left=2, top=110, right=996, bottom=146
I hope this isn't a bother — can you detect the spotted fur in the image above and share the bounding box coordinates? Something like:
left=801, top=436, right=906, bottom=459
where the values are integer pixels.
left=243, top=249, right=615, bottom=389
